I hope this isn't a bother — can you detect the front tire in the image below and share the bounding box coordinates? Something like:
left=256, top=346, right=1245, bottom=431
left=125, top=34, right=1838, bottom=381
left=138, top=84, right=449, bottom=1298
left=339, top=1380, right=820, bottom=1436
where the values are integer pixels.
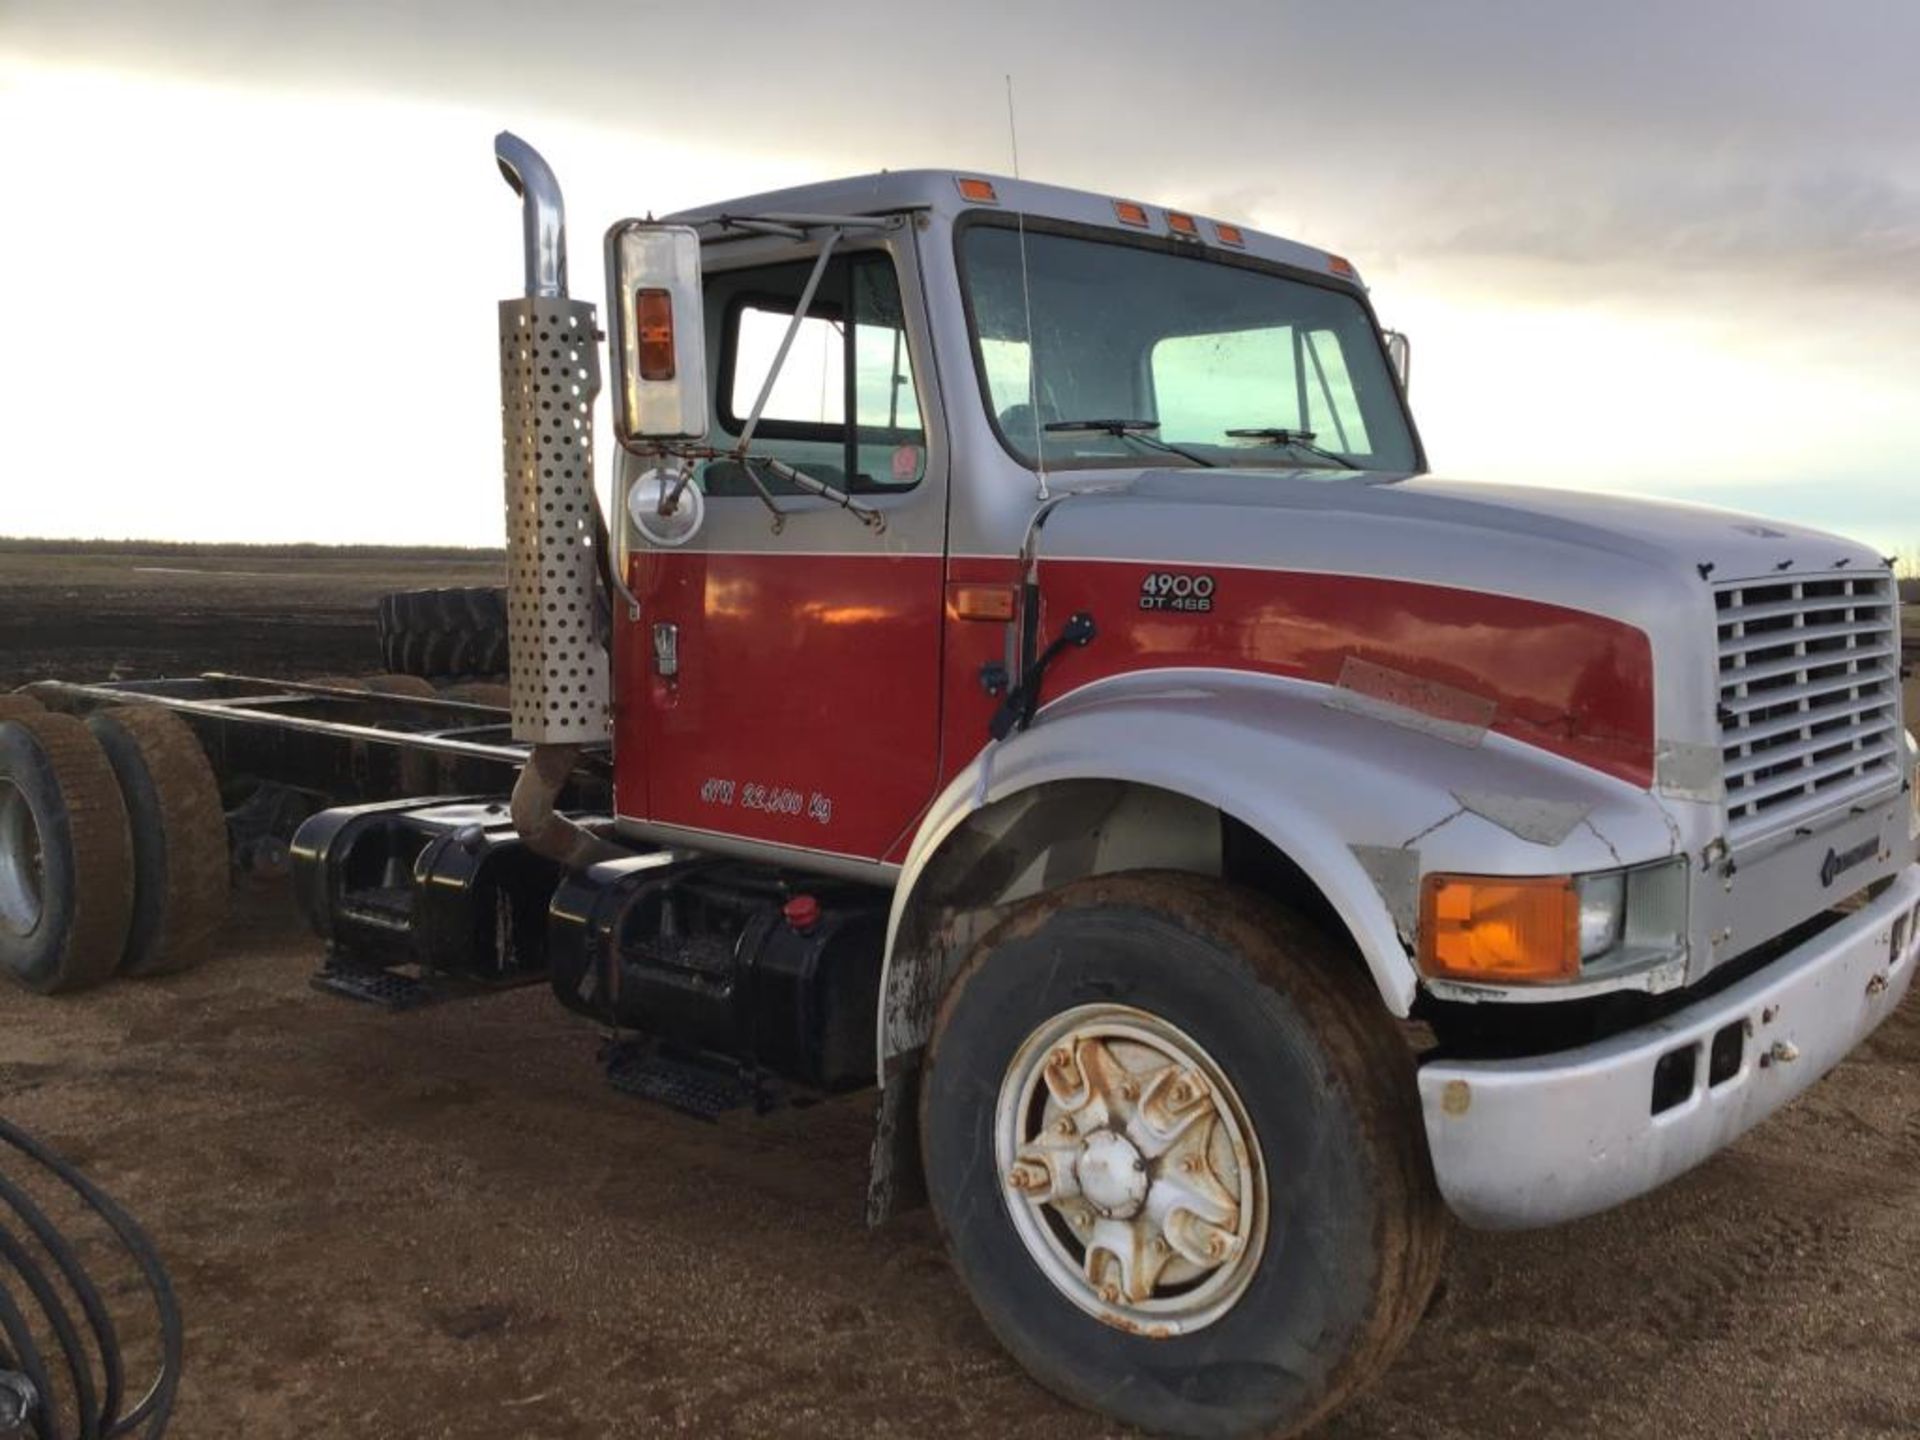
left=920, top=872, right=1446, bottom=1439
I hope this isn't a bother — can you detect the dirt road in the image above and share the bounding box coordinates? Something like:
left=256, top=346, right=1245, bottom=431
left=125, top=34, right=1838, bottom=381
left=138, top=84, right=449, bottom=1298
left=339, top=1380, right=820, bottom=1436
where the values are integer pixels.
left=2, top=551, right=1917, bottom=1438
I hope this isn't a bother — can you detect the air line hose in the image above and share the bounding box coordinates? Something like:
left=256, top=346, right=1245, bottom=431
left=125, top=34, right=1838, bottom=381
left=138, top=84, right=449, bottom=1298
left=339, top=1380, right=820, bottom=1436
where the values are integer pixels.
left=0, top=1118, right=181, bottom=1439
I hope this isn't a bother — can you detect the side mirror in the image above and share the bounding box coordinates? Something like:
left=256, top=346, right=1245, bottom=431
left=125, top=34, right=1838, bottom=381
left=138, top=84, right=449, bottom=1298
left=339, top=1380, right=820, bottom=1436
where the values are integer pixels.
left=606, top=221, right=709, bottom=445
left=1383, top=329, right=1412, bottom=393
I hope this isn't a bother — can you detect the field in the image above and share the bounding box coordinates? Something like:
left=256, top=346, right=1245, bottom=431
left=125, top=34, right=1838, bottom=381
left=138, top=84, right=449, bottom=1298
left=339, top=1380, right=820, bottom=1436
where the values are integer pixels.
left=1, top=549, right=1918, bottom=1439
left=0, top=547, right=503, bottom=690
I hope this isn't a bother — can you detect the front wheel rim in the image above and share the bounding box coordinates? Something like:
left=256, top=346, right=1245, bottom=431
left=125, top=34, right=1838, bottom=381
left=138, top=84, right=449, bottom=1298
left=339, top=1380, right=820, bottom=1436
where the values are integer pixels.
left=994, top=1002, right=1268, bottom=1337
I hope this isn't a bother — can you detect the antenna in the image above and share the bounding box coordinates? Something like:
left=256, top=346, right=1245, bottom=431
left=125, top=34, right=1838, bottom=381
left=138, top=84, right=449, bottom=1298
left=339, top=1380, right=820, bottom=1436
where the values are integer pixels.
left=1006, top=74, right=1048, bottom=500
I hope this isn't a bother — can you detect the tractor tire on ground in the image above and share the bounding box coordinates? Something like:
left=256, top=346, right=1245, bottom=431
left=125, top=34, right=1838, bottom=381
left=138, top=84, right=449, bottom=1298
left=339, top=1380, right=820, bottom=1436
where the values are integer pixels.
left=920, top=871, right=1448, bottom=1440
left=0, top=712, right=135, bottom=994
left=0, top=694, right=45, bottom=720
left=377, top=587, right=508, bottom=681
left=87, top=706, right=231, bottom=977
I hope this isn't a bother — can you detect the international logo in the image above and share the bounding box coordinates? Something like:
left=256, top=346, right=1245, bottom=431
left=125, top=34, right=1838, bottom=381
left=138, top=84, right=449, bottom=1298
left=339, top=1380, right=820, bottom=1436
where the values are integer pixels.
left=1820, top=837, right=1878, bottom=887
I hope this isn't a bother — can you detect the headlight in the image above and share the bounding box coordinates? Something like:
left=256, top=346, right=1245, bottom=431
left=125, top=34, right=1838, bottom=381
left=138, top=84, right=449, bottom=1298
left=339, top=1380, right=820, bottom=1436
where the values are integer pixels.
left=1419, top=859, right=1686, bottom=986
left=1577, top=871, right=1626, bottom=959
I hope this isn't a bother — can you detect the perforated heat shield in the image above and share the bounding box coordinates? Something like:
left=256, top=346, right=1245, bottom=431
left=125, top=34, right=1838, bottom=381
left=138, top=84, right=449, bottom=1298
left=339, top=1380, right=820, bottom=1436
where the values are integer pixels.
left=499, top=297, right=612, bottom=743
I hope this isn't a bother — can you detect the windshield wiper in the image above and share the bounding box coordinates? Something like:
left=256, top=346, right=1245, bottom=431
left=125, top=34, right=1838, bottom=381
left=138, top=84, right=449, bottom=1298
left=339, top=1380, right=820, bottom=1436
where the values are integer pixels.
left=1224, top=427, right=1359, bottom=469
left=1044, top=418, right=1215, bottom=467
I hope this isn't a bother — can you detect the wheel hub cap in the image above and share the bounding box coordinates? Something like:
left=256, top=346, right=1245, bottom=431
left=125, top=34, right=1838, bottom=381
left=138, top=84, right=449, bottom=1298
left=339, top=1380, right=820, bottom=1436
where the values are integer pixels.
left=1074, top=1129, right=1148, bottom=1219
left=996, top=1004, right=1267, bottom=1337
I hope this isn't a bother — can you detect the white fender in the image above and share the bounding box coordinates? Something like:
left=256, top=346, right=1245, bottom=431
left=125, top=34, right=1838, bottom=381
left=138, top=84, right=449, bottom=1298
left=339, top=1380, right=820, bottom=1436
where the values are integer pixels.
left=878, top=667, right=1689, bottom=1073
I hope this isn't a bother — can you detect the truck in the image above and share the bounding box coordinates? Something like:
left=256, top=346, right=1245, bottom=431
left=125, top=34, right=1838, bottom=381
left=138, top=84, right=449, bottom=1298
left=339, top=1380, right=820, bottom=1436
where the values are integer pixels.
left=1, top=131, right=1914, bottom=1439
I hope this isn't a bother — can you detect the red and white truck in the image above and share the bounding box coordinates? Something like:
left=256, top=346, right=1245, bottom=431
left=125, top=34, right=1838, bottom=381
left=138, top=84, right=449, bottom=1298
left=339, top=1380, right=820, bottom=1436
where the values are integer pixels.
left=2, top=132, right=1914, bottom=1437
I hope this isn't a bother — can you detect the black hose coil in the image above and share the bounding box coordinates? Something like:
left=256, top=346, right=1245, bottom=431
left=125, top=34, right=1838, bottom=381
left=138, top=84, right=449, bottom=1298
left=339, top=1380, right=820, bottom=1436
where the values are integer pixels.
left=0, top=1118, right=181, bottom=1439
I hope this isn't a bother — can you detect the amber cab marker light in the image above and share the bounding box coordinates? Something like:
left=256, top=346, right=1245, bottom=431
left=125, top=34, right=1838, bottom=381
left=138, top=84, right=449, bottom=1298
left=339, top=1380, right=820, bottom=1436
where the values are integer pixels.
left=1114, top=200, right=1151, bottom=227
left=1167, top=211, right=1200, bottom=238
left=1214, top=222, right=1246, bottom=247
left=951, top=584, right=1018, bottom=623
left=956, top=176, right=999, bottom=204
left=1328, top=254, right=1357, bottom=278
left=635, top=288, right=676, bottom=382
left=1418, top=874, right=1581, bottom=984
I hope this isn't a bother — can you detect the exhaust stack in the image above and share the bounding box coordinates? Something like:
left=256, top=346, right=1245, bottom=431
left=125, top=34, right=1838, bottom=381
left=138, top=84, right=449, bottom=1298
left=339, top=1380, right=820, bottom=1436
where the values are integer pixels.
left=494, top=131, right=568, bottom=300
left=494, top=132, right=621, bottom=869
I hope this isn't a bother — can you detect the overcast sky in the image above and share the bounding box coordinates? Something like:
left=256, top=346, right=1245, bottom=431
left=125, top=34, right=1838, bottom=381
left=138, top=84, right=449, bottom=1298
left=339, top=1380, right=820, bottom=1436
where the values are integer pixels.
left=4, top=0, right=1916, bottom=553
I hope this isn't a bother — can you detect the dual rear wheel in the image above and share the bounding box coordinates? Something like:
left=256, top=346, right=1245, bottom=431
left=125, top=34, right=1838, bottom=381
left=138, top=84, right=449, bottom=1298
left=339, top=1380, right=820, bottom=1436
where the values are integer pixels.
left=0, top=699, right=228, bottom=994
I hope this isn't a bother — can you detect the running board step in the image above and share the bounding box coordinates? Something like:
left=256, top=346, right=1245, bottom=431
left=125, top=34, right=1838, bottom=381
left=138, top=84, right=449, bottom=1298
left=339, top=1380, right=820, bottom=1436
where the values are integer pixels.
left=309, top=960, right=545, bottom=1011
left=600, top=1040, right=779, bottom=1120
left=310, top=965, right=447, bottom=1011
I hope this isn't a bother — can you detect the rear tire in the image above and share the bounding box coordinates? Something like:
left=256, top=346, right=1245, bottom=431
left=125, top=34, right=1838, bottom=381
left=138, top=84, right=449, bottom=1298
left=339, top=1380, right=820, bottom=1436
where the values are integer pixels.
left=920, top=871, right=1447, bottom=1440
left=87, top=707, right=230, bottom=977
left=377, top=587, right=508, bottom=680
left=0, top=713, right=135, bottom=994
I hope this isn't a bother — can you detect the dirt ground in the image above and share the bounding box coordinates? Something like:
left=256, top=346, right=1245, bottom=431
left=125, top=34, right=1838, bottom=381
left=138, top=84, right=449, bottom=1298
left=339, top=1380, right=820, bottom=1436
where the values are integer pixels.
left=2, top=551, right=1919, bottom=1439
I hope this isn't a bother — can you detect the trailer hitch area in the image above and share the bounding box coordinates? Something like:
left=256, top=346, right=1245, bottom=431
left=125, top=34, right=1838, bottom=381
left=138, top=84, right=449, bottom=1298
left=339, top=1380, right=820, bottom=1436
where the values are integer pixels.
left=990, top=611, right=1097, bottom=741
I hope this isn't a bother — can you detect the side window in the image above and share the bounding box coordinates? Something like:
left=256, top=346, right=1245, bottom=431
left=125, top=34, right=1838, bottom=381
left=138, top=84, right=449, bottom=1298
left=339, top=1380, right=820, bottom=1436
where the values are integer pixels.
left=709, top=253, right=926, bottom=495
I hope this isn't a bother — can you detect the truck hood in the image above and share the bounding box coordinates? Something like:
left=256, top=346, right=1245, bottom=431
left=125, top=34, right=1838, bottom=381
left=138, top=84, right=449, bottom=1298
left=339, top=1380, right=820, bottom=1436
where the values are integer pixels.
left=1039, top=470, right=1883, bottom=588
left=1031, top=470, right=1893, bottom=782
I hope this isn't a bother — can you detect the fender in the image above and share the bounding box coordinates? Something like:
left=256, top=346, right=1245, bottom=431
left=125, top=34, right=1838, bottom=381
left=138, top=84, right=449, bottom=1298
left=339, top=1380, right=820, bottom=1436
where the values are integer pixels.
left=878, top=666, right=1690, bottom=1077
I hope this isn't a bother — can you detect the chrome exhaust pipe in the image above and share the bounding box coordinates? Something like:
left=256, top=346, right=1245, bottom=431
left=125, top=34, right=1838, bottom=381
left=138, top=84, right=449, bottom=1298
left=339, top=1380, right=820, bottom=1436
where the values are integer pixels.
left=493, top=131, right=617, bottom=869
left=494, top=130, right=568, bottom=299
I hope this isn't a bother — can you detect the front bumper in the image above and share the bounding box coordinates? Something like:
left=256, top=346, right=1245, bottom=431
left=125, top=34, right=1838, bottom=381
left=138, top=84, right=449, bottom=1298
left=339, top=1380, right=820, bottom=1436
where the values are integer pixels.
left=1420, top=863, right=1920, bottom=1229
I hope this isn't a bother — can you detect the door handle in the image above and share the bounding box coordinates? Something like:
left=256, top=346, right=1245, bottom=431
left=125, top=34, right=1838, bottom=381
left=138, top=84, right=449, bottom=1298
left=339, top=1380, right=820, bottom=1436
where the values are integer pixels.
left=652, top=622, right=679, bottom=678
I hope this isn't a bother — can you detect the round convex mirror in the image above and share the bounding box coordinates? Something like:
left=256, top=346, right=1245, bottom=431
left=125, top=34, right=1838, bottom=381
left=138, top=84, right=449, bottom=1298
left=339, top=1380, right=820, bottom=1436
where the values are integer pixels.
left=627, top=467, right=705, bottom=548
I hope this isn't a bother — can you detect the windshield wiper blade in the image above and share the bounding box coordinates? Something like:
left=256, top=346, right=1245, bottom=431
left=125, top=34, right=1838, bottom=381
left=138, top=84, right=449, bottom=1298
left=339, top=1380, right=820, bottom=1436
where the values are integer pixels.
left=1224, top=426, right=1359, bottom=469
left=1043, top=418, right=1214, bottom=467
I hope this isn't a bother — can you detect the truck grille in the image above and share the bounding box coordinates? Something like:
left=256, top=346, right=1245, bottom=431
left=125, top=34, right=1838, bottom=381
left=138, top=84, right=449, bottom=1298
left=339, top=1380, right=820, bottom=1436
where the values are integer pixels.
left=1716, top=573, right=1903, bottom=844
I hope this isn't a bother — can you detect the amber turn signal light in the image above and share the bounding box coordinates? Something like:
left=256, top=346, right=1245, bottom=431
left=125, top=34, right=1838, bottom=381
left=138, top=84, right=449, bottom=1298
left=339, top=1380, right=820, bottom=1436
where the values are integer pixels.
left=950, top=584, right=1017, bottom=622
left=635, top=288, right=676, bottom=382
left=1418, top=874, right=1581, bottom=984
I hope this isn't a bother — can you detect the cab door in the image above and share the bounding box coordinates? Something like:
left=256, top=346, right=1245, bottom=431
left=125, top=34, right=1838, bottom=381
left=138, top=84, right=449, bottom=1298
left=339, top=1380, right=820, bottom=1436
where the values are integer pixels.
left=615, top=234, right=947, bottom=869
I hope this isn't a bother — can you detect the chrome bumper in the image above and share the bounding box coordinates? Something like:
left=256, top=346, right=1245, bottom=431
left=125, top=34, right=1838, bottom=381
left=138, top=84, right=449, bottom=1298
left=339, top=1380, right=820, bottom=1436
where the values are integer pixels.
left=1420, top=863, right=1920, bottom=1229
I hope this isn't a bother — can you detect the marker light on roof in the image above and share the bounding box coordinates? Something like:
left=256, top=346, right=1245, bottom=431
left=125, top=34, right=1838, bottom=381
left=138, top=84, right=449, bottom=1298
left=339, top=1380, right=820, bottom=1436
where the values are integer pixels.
left=1328, top=255, right=1356, bottom=277
left=1166, top=211, right=1200, bottom=238
left=1214, top=222, right=1246, bottom=247
left=1113, top=200, right=1150, bottom=227
left=956, top=177, right=999, bottom=203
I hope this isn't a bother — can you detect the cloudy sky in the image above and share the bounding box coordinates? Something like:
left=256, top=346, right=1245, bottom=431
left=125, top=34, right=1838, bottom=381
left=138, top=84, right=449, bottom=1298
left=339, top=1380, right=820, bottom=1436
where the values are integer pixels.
left=4, top=1, right=1916, bottom=555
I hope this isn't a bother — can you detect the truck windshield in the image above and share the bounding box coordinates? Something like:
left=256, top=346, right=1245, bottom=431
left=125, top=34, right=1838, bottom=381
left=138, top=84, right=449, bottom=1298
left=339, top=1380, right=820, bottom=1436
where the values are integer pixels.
left=960, top=223, right=1418, bottom=474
